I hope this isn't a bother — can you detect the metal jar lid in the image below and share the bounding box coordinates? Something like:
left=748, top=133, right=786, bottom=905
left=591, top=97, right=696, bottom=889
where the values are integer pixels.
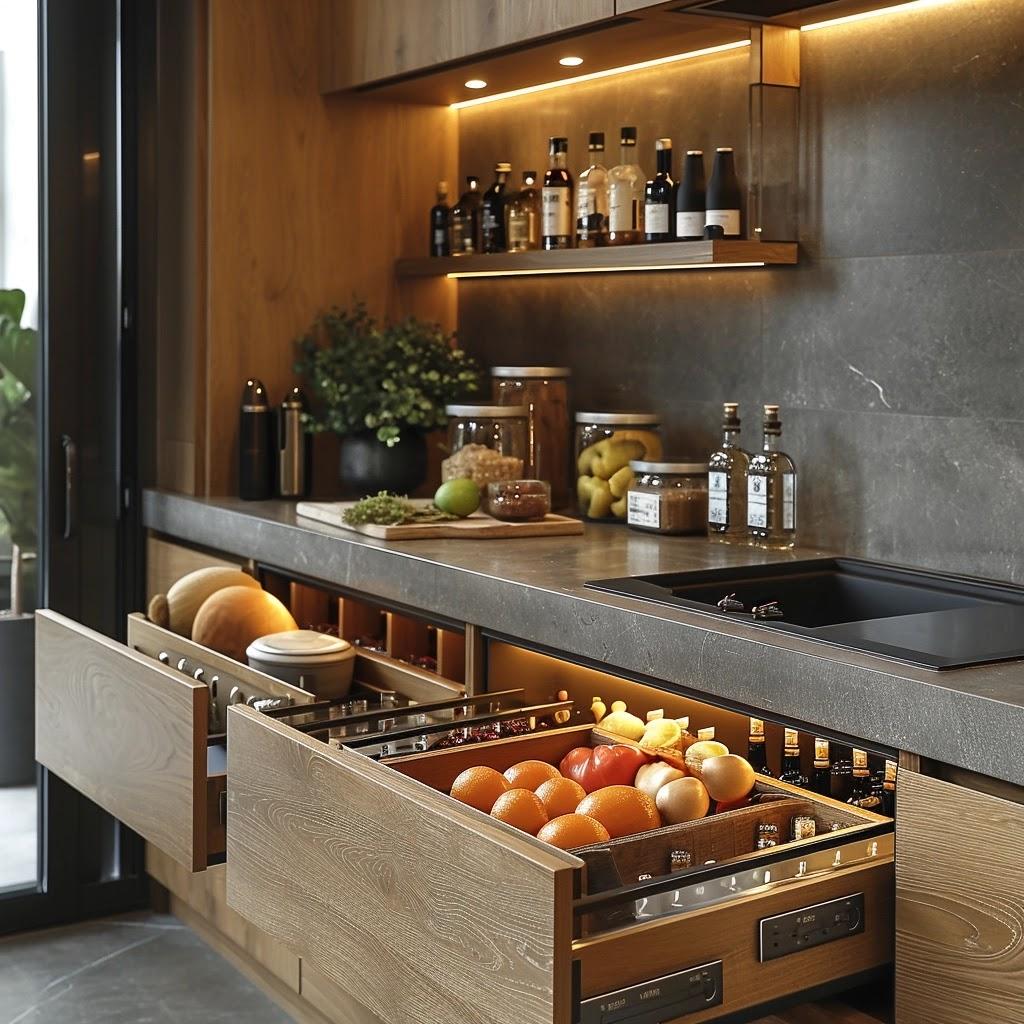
left=446, top=404, right=528, bottom=417
left=575, top=410, right=660, bottom=426
left=629, top=459, right=705, bottom=475
left=490, top=366, right=572, bottom=379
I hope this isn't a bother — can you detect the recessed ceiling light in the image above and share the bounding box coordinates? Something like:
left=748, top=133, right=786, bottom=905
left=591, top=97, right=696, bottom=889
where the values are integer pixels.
left=464, top=78, right=487, bottom=90
left=559, top=56, right=584, bottom=67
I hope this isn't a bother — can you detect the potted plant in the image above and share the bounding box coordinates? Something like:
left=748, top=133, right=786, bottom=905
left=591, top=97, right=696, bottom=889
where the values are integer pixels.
left=0, top=288, right=38, bottom=786
left=295, top=303, right=480, bottom=496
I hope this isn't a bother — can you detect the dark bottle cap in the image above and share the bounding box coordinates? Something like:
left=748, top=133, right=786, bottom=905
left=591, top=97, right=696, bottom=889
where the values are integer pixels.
left=436, top=180, right=448, bottom=198
left=281, top=385, right=307, bottom=410
left=494, top=161, right=511, bottom=173
left=466, top=175, right=480, bottom=188
left=686, top=149, right=704, bottom=156
left=704, top=223, right=725, bottom=240
left=763, top=404, right=782, bottom=433
left=588, top=131, right=605, bottom=151
left=620, top=126, right=637, bottom=145
left=722, top=402, right=741, bottom=429
left=522, top=170, right=537, bottom=182
left=656, top=137, right=672, bottom=151
left=548, top=136, right=569, bottom=154
left=242, top=378, right=269, bottom=412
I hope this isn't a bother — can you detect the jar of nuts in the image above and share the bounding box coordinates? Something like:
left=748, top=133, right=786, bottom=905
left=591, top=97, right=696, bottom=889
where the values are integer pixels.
left=443, top=405, right=528, bottom=488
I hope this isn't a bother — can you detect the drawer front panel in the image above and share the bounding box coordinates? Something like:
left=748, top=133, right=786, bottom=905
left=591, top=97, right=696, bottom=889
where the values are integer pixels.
left=896, top=769, right=1024, bottom=1024
left=35, top=609, right=208, bottom=871
left=225, top=707, right=577, bottom=1024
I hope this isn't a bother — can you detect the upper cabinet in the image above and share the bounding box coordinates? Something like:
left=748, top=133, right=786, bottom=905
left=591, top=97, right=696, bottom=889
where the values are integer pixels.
left=321, top=0, right=616, bottom=92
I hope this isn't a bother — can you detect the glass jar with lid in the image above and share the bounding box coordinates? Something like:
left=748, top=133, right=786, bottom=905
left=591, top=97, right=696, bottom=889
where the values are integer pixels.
left=575, top=411, right=662, bottom=521
left=491, top=367, right=571, bottom=510
left=626, top=460, right=708, bottom=535
left=444, top=405, right=528, bottom=487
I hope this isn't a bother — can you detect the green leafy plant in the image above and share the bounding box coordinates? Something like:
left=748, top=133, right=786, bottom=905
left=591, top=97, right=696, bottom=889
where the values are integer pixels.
left=0, top=288, right=38, bottom=614
left=294, top=304, right=480, bottom=447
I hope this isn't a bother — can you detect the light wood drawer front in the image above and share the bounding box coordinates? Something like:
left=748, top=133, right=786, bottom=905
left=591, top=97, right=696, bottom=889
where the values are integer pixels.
left=896, top=770, right=1024, bottom=1024
left=35, top=609, right=209, bottom=871
left=225, top=707, right=578, bottom=1024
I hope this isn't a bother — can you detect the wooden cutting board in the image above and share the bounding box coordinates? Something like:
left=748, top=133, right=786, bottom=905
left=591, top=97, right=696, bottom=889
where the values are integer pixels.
left=296, top=501, right=585, bottom=540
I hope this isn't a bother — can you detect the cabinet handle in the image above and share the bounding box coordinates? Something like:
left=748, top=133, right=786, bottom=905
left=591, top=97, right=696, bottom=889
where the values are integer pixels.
left=61, top=435, right=76, bottom=540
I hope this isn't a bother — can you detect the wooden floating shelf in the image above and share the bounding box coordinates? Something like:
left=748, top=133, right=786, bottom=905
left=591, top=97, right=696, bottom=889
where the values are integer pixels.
left=396, top=240, right=798, bottom=279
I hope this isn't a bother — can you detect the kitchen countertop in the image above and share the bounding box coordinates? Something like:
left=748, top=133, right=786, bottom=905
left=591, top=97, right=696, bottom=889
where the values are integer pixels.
left=143, top=489, right=1024, bottom=787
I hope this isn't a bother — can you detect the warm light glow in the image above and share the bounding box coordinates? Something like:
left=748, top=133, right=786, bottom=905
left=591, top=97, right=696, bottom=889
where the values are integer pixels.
left=446, top=262, right=765, bottom=279
left=451, top=40, right=750, bottom=109
left=463, top=78, right=488, bottom=89
left=801, top=0, right=956, bottom=31
left=558, top=56, right=584, bottom=67
left=82, top=151, right=100, bottom=162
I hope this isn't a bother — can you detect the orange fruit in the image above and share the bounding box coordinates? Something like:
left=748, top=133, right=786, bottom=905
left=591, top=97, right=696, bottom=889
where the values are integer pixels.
left=450, top=766, right=510, bottom=813
left=535, top=777, right=587, bottom=818
left=504, top=759, right=561, bottom=791
left=537, top=813, right=611, bottom=850
left=490, top=788, right=549, bottom=835
left=576, top=785, right=662, bottom=839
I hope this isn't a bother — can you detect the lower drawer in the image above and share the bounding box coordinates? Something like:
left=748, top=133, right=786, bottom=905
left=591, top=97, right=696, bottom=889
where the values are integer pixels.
left=226, top=712, right=894, bottom=1024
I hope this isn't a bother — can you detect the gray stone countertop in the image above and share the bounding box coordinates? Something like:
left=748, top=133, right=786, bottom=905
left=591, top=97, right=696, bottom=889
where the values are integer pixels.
left=143, top=490, right=1024, bottom=787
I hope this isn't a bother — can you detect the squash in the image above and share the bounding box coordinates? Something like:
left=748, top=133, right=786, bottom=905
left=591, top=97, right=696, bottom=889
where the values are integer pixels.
left=148, top=567, right=262, bottom=637
left=192, top=586, right=298, bottom=662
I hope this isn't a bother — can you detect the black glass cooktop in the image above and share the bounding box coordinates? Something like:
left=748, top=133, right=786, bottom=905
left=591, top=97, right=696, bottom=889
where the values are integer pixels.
left=586, top=558, right=1024, bottom=670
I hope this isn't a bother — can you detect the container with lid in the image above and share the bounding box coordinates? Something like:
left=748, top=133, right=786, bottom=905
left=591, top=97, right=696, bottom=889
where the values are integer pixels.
left=626, top=460, right=708, bottom=535
left=575, top=411, right=662, bottom=521
left=443, top=404, right=528, bottom=487
left=492, top=367, right=571, bottom=509
left=246, top=630, right=356, bottom=698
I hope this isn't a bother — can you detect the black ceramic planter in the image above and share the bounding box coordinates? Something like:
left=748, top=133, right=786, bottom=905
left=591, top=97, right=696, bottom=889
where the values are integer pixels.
left=0, top=613, right=35, bottom=786
left=339, top=430, right=427, bottom=497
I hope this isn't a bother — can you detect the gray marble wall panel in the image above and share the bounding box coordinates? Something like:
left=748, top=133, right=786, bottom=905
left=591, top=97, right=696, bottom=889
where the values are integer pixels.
left=458, top=0, right=1024, bottom=583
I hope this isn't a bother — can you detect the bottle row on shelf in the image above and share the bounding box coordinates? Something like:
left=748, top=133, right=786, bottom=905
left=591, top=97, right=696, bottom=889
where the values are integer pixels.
left=429, top=128, right=744, bottom=257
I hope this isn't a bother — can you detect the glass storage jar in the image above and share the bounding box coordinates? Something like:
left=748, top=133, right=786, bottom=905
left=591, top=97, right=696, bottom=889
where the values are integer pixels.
left=491, top=367, right=571, bottom=511
left=575, top=411, right=662, bottom=521
left=444, top=404, right=528, bottom=487
left=626, top=460, right=708, bottom=535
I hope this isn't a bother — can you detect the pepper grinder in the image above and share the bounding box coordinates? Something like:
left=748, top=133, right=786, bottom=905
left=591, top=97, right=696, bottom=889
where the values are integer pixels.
left=239, top=378, right=273, bottom=500
left=277, top=385, right=312, bottom=498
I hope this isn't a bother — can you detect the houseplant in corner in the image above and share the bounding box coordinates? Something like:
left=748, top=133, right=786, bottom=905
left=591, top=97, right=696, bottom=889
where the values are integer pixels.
left=0, top=288, right=38, bottom=786
left=295, top=303, right=480, bottom=495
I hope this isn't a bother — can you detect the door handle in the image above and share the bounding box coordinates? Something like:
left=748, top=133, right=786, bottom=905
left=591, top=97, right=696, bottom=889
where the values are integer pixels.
left=61, top=434, right=76, bottom=540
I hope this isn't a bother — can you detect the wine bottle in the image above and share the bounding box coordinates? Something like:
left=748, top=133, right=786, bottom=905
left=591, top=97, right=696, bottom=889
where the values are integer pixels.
left=747, top=717, right=772, bottom=776
left=541, top=137, right=574, bottom=250
left=481, top=162, right=511, bottom=254
left=506, top=171, right=540, bottom=252
left=811, top=738, right=831, bottom=796
left=451, top=175, right=482, bottom=255
left=778, top=728, right=808, bottom=788
left=676, top=150, right=706, bottom=241
left=576, top=132, right=609, bottom=248
left=429, top=181, right=450, bottom=257
left=705, top=147, right=742, bottom=239
left=644, top=138, right=675, bottom=242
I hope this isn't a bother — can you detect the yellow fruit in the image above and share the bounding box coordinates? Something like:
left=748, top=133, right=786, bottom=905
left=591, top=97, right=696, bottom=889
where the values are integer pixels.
left=600, top=710, right=646, bottom=742
left=537, top=813, right=611, bottom=850
left=504, top=760, right=561, bottom=791
left=577, top=475, right=597, bottom=505
left=192, top=586, right=298, bottom=662
left=591, top=440, right=645, bottom=479
left=576, top=785, right=662, bottom=839
left=535, top=777, right=587, bottom=818
left=577, top=443, right=600, bottom=475
left=701, top=754, right=756, bottom=803
left=656, top=777, right=711, bottom=824
left=608, top=465, right=634, bottom=498
left=634, top=762, right=686, bottom=799
left=490, top=789, right=549, bottom=835
left=450, top=766, right=510, bottom=813
left=587, top=479, right=614, bottom=518
left=610, top=494, right=629, bottom=519
left=156, top=567, right=262, bottom=637
left=684, top=740, right=730, bottom=780
left=640, top=719, right=682, bottom=751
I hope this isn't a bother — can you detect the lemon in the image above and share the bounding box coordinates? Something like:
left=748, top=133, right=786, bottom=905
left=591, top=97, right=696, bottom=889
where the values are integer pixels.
left=434, top=478, right=481, bottom=518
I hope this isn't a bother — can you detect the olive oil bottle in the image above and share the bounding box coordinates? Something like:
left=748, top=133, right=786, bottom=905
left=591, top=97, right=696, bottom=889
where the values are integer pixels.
left=747, top=404, right=797, bottom=550
left=707, top=402, right=751, bottom=544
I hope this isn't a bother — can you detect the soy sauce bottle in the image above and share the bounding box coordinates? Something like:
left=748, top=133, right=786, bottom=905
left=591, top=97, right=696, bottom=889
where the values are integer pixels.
left=705, top=147, right=742, bottom=239
left=676, top=150, right=706, bottom=241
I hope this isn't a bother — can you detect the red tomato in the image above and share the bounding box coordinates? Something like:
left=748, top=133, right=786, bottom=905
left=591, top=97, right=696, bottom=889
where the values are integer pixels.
left=559, top=745, right=651, bottom=794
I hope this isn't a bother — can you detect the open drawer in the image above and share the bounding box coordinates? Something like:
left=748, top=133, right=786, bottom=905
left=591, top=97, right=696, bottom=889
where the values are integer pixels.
left=226, top=714, right=894, bottom=1024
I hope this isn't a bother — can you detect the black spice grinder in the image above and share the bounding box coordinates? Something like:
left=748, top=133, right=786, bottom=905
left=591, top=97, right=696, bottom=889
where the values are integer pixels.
left=239, top=378, right=273, bottom=500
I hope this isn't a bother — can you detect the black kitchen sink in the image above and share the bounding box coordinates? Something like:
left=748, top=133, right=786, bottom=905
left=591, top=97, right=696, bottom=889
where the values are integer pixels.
left=585, top=558, right=1024, bottom=670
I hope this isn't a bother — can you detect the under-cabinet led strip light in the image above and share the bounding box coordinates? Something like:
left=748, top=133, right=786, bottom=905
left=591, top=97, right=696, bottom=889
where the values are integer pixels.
left=801, top=0, right=959, bottom=31
left=446, top=261, right=765, bottom=279
left=450, top=39, right=750, bottom=110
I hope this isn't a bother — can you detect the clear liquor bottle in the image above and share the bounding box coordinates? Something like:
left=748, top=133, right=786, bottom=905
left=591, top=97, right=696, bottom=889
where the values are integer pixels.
left=576, top=132, right=608, bottom=248
left=707, top=402, right=750, bottom=544
left=481, top=162, right=511, bottom=254
left=429, top=181, right=450, bottom=257
left=541, top=137, right=574, bottom=250
left=506, top=171, right=540, bottom=252
left=644, top=138, right=675, bottom=243
left=778, top=728, right=808, bottom=788
left=607, top=126, right=645, bottom=246
left=451, top=175, right=482, bottom=255
left=747, top=404, right=797, bottom=550
left=747, top=717, right=772, bottom=776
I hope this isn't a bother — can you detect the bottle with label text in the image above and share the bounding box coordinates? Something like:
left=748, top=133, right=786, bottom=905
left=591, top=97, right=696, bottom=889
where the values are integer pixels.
left=481, top=162, right=511, bottom=253
left=451, top=175, right=482, bottom=255
left=881, top=759, right=897, bottom=816
left=707, top=402, right=750, bottom=544
left=747, top=404, right=797, bottom=550
left=830, top=744, right=853, bottom=802
left=429, top=181, right=450, bottom=257
left=778, top=728, right=808, bottom=789
left=506, top=171, right=540, bottom=252
left=576, top=132, right=609, bottom=248
left=607, top=126, right=645, bottom=245
left=676, top=150, right=706, bottom=241
left=847, top=749, right=882, bottom=810
left=644, top=138, right=675, bottom=242
left=542, top=137, right=574, bottom=250
left=747, top=717, right=772, bottom=776
left=705, top=147, right=742, bottom=239
left=811, top=738, right=831, bottom=796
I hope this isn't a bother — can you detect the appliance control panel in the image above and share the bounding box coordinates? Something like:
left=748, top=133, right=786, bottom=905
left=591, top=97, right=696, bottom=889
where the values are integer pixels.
left=759, top=892, right=865, bottom=961
left=578, top=960, right=722, bottom=1023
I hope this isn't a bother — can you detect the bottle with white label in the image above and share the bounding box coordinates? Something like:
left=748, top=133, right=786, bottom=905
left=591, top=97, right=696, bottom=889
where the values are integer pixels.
left=644, top=138, right=675, bottom=242
left=707, top=402, right=750, bottom=545
left=576, top=132, right=608, bottom=248
left=676, top=150, right=705, bottom=241
left=746, top=404, right=797, bottom=550
left=704, top=147, right=742, bottom=239
left=541, top=137, right=574, bottom=250
left=607, top=126, right=645, bottom=246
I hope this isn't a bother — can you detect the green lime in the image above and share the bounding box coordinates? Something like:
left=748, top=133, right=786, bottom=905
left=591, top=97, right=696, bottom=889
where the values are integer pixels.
left=434, top=478, right=481, bottom=518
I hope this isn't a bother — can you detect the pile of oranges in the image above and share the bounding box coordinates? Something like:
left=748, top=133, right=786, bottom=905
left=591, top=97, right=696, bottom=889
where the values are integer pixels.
left=450, top=758, right=662, bottom=850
